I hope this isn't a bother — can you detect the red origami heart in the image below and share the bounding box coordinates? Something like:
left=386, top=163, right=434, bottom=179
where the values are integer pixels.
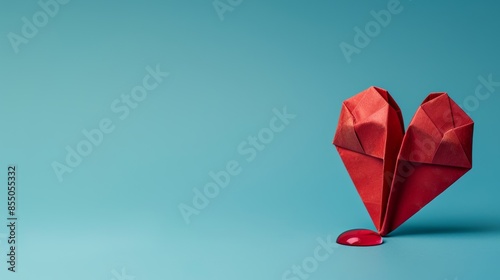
left=333, top=86, right=473, bottom=236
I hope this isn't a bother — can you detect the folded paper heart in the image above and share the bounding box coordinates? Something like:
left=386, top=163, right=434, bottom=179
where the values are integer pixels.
left=333, top=86, right=474, bottom=244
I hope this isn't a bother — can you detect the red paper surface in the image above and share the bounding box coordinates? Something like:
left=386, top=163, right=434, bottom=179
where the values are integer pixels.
left=333, top=87, right=474, bottom=236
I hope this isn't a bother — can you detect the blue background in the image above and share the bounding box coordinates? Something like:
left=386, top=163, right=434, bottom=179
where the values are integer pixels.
left=1, top=0, right=499, bottom=279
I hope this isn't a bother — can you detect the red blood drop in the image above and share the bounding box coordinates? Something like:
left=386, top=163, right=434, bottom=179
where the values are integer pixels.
left=336, top=229, right=383, bottom=246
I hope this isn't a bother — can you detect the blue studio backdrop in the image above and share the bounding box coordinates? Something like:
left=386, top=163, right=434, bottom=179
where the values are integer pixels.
left=0, top=0, right=499, bottom=279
